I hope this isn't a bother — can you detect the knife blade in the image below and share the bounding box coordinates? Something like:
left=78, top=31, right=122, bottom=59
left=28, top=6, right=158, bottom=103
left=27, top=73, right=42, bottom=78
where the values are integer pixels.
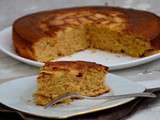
left=137, top=80, right=160, bottom=92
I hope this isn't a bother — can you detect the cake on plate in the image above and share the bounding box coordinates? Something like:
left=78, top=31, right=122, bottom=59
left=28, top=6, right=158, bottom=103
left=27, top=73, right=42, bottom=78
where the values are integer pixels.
left=13, top=6, right=160, bottom=62
left=34, top=61, right=109, bottom=105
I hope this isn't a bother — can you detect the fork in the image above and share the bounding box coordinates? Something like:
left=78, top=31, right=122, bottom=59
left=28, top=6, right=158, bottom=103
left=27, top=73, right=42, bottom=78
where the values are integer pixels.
left=44, top=92, right=156, bottom=109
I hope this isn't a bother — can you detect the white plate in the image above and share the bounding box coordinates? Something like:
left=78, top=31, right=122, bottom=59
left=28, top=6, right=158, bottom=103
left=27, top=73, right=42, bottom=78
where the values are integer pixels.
left=0, top=73, right=145, bottom=119
left=0, top=27, right=159, bottom=70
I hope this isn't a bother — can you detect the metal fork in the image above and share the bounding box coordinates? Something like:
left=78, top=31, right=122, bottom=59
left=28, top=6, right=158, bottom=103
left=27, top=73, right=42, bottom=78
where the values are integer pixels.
left=44, top=92, right=156, bottom=109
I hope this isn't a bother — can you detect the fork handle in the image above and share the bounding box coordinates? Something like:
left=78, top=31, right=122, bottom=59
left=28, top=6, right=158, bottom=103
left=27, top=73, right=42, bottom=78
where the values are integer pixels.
left=44, top=92, right=156, bottom=109
left=83, top=92, right=156, bottom=100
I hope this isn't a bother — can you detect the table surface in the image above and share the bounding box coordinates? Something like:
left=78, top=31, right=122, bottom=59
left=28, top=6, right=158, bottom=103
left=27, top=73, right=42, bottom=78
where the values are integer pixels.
left=0, top=0, right=160, bottom=120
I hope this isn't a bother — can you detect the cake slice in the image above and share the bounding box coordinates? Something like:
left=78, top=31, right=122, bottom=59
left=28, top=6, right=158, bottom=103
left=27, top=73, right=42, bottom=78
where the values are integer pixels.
left=34, top=61, right=109, bottom=105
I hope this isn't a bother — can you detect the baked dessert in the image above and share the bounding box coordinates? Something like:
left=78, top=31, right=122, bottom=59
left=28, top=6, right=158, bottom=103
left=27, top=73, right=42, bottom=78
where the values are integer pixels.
left=34, top=61, right=109, bottom=106
left=13, top=6, right=160, bottom=62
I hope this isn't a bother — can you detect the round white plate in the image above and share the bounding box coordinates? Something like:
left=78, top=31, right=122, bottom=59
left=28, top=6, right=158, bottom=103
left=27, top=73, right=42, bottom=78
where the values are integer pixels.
left=0, top=73, right=145, bottom=119
left=0, top=27, right=159, bottom=70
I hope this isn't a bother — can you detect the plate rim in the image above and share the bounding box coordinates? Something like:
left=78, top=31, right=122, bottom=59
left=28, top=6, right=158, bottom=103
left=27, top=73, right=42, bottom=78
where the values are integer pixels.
left=1, top=97, right=134, bottom=119
left=0, top=74, right=145, bottom=119
left=0, top=26, right=159, bottom=70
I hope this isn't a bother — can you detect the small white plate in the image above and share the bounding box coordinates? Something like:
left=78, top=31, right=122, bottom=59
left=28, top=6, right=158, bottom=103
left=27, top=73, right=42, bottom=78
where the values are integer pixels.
left=0, top=27, right=159, bottom=70
left=0, top=73, right=145, bottom=119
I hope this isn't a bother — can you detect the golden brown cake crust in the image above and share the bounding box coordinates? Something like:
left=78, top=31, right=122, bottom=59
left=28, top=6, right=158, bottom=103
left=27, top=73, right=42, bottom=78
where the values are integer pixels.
left=13, top=29, right=36, bottom=60
left=13, top=6, right=160, bottom=60
left=43, top=61, right=109, bottom=72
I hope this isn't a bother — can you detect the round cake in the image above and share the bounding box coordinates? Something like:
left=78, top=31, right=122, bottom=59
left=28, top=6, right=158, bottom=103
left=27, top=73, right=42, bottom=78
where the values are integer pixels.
left=13, top=6, right=160, bottom=62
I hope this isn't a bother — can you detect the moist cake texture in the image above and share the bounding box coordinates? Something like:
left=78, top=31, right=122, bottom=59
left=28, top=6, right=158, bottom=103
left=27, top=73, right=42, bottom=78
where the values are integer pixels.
left=34, top=61, right=109, bottom=106
left=13, top=6, right=160, bottom=62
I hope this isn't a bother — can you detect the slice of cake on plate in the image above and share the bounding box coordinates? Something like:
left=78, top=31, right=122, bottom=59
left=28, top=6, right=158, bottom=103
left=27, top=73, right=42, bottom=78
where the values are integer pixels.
left=34, top=61, right=109, bottom=105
